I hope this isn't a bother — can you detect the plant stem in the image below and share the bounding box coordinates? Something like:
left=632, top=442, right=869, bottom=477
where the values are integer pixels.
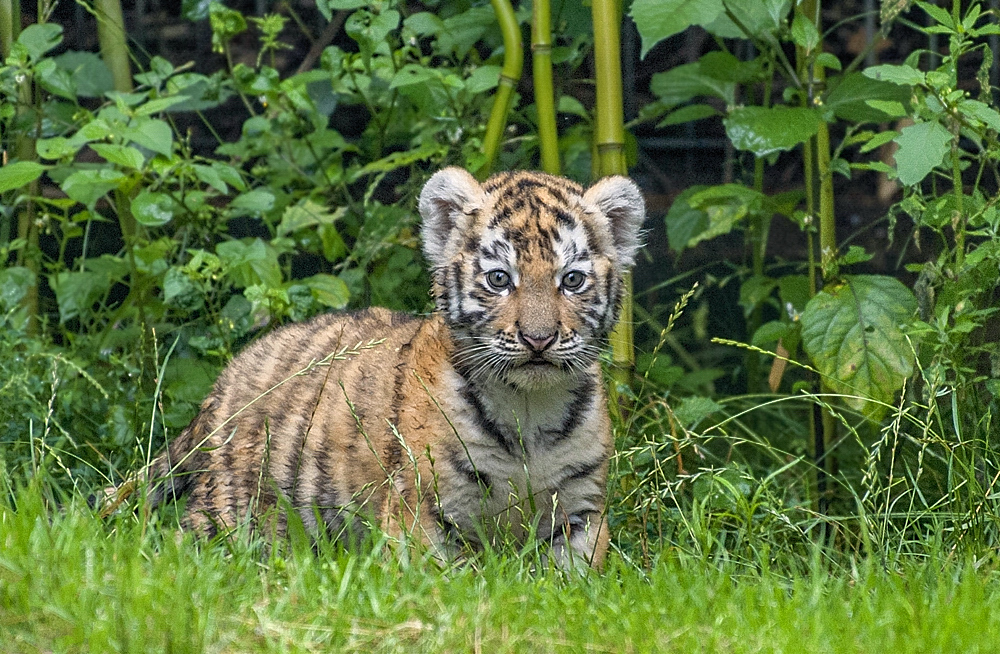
left=480, top=0, right=523, bottom=179
left=4, top=0, right=41, bottom=334
left=746, top=60, right=774, bottom=393
left=591, top=0, right=633, bottom=408
left=531, top=0, right=559, bottom=175
left=798, top=0, right=836, bottom=524
left=951, top=127, right=965, bottom=268
left=94, top=0, right=132, bottom=93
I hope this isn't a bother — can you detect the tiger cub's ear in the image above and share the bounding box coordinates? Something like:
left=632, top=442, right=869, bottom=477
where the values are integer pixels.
left=419, top=167, right=486, bottom=269
left=583, top=176, right=646, bottom=267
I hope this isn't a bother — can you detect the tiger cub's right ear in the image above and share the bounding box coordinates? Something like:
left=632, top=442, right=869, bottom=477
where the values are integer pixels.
left=419, top=167, right=486, bottom=268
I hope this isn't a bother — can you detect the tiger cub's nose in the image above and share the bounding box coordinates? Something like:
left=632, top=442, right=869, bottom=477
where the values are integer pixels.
left=519, top=331, right=557, bottom=352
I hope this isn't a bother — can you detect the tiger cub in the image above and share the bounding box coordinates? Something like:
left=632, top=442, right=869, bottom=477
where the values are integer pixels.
left=132, top=168, right=645, bottom=568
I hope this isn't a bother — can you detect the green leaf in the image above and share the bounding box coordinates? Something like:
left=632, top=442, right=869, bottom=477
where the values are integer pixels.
left=209, top=1, right=248, bottom=52
left=657, top=104, right=720, bottom=127
left=49, top=269, right=113, bottom=323
left=864, top=100, right=907, bottom=118
left=53, top=51, right=114, bottom=98
left=35, top=59, right=76, bottom=100
left=303, top=273, right=350, bottom=309
left=630, top=0, right=724, bottom=58
left=664, top=186, right=709, bottom=253
left=706, top=0, right=790, bottom=38
left=346, top=9, right=401, bottom=57
left=0, top=267, right=36, bottom=312
left=316, top=0, right=367, bottom=21
left=917, top=0, right=954, bottom=29
left=0, top=161, right=46, bottom=194
left=121, top=119, right=174, bottom=157
left=211, top=162, right=246, bottom=192
left=752, top=320, right=795, bottom=347
left=135, top=96, right=192, bottom=116
left=791, top=13, right=820, bottom=51
left=824, top=73, right=912, bottom=123
left=351, top=144, right=440, bottom=180
left=673, top=396, right=723, bottom=427
left=436, top=6, right=495, bottom=58
left=131, top=190, right=176, bottom=227
left=403, top=12, right=444, bottom=37
left=193, top=164, right=228, bottom=193
left=697, top=51, right=763, bottom=84
left=814, top=52, right=843, bottom=72
left=60, top=169, right=126, bottom=209
left=893, top=121, right=952, bottom=186
left=839, top=245, right=874, bottom=266
left=958, top=99, right=1000, bottom=131
left=859, top=130, right=899, bottom=154
left=277, top=200, right=345, bottom=237
left=17, top=23, right=63, bottom=61
left=90, top=143, right=146, bottom=170
left=217, top=238, right=282, bottom=289
left=724, top=106, right=822, bottom=157
left=36, top=137, right=80, bottom=161
left=390, top=64, right=439, bottom=89
left=664, top=184, right=766, bottom=252
left=464, top=65, right=501, bottom=95
left=650, top=61, right=735, bottom=109
left=801, top=275, right=917, bottom=419
left=182, top=0, right=214, bottom=20
left=229, top=189, right=276, bottom=218
left=557, top=95, right=589, bottom=119
left=739, top=274, right=778, bottom=317
left=863, top=64, right=925, bottom=86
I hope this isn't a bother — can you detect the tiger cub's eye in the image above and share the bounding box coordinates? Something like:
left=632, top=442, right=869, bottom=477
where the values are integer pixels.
left=561, top=270, right=586, bottom=291
left=486, top=270, right=511, bottom=290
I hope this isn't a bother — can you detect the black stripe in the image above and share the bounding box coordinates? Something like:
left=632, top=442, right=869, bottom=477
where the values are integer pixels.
left=548, top=379, right=595, bottom=445
left=459, top=383, right=517, bottom=457
left=448, top=448, right=492, bottom=490
left=554, top=208, right=576, bottom=227
left=555, top=458, right=602, bottom=487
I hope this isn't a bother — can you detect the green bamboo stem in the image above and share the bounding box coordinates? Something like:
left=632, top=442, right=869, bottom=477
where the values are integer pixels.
left=94, top=0, right=132, bottom=93
left=591, top=0, right=633, bottom=403
left=531, top=0, right=559, bottom=175
left=0, top=0, right=16, bottom=58
left=591, top=0, right=626, bottom=178
left=480, top=0, right=523, bottom=179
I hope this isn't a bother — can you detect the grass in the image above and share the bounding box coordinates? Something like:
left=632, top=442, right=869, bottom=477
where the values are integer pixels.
left=3, top=477, right=1000, bottom=653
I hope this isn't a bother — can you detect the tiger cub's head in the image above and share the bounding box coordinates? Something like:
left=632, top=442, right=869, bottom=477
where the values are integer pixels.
left=419, top=168, right=645, bottom=390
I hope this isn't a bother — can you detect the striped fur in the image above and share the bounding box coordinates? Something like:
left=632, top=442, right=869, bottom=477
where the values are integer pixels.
left=134, top=168, right=645, bottom=568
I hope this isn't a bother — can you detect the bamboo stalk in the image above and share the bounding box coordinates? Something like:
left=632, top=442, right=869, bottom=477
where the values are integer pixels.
left=94, top=0, right=132, bottom=93
left=480, top=0, right=523, bottom=179
left=591, top=0, right=633, bottom=401
left=591, top=0, right=626, bottom=178
left=0, top=0, right=16, bottom=58
left=531, top=0, right=559, bottom=174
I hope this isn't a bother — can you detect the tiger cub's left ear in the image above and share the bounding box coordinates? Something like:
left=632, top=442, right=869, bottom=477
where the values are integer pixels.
left=583, top=176, right=646, bottom=267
